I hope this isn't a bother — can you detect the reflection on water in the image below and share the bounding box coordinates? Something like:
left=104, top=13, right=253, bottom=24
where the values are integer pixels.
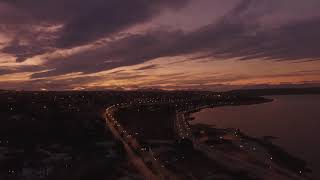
left=191, top=95, right=320, bottom=179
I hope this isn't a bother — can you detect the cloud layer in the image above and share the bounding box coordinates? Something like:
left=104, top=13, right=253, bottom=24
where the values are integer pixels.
left=0, top=0, right=188, bottom=61
left=0, top=0, right=320, bottom=90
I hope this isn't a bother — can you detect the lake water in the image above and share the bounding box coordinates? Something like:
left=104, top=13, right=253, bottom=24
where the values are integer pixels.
left=191, top=95, right=320, bottom=179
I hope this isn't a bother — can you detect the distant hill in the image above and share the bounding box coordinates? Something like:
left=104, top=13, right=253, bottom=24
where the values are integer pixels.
left=228, top=87, right=320, bottom=96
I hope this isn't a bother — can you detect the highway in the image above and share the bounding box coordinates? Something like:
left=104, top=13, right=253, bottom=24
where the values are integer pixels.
left=174, top=112, right=193, bottom=140
left=105, top=104, right=178, bottom=180
left=104, top=99, right=308, bottom=180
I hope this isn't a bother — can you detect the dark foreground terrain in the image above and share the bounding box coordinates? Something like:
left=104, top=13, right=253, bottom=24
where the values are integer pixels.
left=0, top=89, right=313, bottom=179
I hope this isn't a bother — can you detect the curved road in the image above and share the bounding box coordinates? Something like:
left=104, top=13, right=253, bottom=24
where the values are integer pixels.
left=104, top=100, right=308, bottom=180
left=105, top=104, right=178, bottom=180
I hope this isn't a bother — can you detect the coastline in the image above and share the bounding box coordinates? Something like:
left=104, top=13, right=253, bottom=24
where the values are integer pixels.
left=186, top=96, right=273, bottom=118
left=182, top=97, right=312, bottom=179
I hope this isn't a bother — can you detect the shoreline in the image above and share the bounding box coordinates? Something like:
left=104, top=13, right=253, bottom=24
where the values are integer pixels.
left=184, top=97, right=273, bottom=122
left=183, top=97, right=312, bottom=178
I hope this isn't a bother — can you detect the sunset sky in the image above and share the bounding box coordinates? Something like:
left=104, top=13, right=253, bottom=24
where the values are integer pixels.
left=0, top=0, right=320, bottom=91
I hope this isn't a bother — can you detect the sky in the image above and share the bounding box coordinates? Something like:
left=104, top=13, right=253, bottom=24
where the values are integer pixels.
left=0, top=0, right=320, bottom=91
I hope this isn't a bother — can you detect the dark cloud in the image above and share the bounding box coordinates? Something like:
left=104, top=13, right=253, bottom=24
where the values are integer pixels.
left=1, top=0, right=320, bottom=91
left=1, top=0, right=188, bottom=24
left=2, top=0, right=319, bottom=65
left=0, top=0, right=189, bottom=61
left=134, top=64, right=158, bottom=71
left=156, top=0, right=320, bottom=61
left=30, top=30, right=182, bottom=78
left=1, top=40, right=53, bottom=62
left=49, top=16, right=320, bottom=75
left=56, top=0, right=188, bottom=48
left=0, top=68, right=14, bottom=75
left=0, top=65, right=41, bottom=75
left=29, top=13, right=320, bottom=78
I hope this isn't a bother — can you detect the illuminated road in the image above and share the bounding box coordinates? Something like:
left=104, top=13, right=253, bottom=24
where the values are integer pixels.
left=105, top=104, right=178, bottom=180
left=104, top=99, right=308, bottom=180
left=174, top=112, right=193, bottom=140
